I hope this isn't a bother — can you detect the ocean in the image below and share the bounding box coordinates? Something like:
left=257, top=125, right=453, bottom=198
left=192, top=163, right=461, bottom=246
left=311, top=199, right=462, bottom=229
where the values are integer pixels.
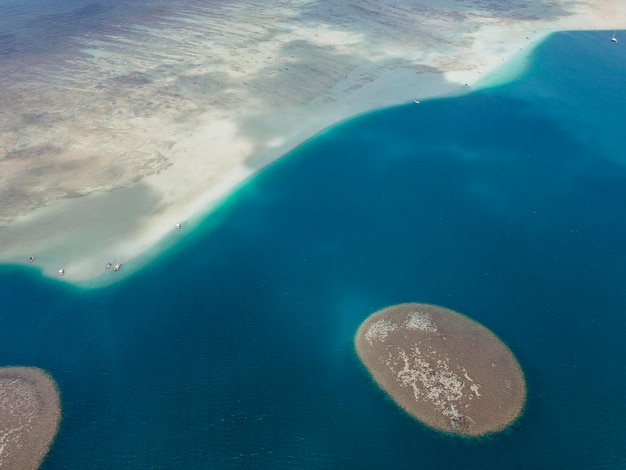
left=1, top=6, right=626, bottom=468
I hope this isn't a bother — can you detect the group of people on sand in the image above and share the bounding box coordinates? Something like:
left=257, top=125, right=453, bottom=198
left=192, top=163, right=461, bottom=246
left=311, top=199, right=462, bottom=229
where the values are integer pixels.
left=26, top=256, right=121, bottom=274
left=105, top=261, right=121, bottom=272
left=25, top=223, right=183, bottom=275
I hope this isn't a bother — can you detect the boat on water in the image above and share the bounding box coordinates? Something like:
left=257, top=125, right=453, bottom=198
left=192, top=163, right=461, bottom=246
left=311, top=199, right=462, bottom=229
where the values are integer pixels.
left=413, top=98, right=420, bottom=104
left=611, top=32, right=618, bottom=43
left=114, top=263, right=121, bottom=272
left=58, top=268, right=64, bottom=276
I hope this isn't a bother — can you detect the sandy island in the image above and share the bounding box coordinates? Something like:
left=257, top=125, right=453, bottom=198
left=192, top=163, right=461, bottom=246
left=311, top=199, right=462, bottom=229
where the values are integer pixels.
left=0, top=1, right=624, bottom=284
left=355, top=303, right=526, bottom=436
left=0, top=367, right=61, bottom=469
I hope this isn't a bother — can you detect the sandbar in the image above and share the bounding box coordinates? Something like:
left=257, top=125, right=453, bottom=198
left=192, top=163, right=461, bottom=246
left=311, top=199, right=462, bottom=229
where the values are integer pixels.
left=0, top=367, right=61, bottom=469
left=355, top=303, right=526, bottom=436
left=0, top=0, right=623, bottom=284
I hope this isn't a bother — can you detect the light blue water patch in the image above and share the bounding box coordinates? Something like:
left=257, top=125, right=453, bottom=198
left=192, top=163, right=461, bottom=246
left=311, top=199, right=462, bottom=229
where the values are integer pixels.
left=1, top=30, right=626, bottom=469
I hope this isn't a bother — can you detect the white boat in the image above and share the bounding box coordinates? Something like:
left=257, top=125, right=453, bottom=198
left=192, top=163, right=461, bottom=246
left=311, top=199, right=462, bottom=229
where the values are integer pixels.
left=611, top=32, right=618, bottom=43
left=114, top=263, right=121, bottom=272
left=413, top=98, right=420, bottom=105
left=58, top=268, right=64, bottom=276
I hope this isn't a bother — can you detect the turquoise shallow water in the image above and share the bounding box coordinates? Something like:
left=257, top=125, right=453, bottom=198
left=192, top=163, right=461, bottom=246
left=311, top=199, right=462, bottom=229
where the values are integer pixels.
left=2, top=29, right=626, bottom=468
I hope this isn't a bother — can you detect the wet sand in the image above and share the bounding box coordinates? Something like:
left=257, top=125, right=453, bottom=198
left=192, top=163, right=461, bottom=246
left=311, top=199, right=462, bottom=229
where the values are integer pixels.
left=0, top=0, right=623, bottom=284
left=355, top=304, right=526, bottom=436
left=0, top=367, right=61, bottom=469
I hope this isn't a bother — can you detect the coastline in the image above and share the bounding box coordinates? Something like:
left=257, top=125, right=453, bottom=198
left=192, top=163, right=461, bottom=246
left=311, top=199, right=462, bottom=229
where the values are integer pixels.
left=0, top=1, right=623, bottom=285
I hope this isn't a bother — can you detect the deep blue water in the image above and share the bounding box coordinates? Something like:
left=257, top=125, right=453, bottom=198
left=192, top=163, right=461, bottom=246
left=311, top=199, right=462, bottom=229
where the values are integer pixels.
left=2, top=30, right=626, bottom=468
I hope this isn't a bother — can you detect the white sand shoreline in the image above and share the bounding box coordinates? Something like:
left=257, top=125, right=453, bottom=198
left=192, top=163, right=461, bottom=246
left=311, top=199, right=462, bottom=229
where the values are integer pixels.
left=0, top=1, right=624, bottom=286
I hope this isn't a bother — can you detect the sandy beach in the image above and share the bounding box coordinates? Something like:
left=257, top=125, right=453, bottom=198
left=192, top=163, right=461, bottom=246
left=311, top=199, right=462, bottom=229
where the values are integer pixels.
left=0, top=0, right=624, bottom=285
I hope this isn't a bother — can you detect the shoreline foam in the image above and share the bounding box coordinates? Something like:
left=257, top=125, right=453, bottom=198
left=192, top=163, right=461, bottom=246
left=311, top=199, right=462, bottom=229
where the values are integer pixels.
left=1, top=1, right=624, bottom=285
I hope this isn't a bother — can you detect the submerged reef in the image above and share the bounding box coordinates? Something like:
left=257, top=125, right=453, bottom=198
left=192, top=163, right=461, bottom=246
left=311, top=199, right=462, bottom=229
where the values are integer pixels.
left=355, top=303, right=526, bottom=436
left=0, top=367, right=61, bottom=469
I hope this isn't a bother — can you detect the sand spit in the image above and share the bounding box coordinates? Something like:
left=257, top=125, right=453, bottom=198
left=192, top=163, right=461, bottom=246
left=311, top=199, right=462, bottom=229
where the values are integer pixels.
left=355, top=304, right=526, bottom=437
left=0, top=1, right=624, bottom=284
left=0, top=367, right=61, bottom=469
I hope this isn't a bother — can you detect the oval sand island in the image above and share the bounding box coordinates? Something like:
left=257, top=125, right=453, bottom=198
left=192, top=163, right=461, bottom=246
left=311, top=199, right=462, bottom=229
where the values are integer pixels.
left=0, top=367, right=61, bottom=469
left=355, top=303, right=526, bottom=437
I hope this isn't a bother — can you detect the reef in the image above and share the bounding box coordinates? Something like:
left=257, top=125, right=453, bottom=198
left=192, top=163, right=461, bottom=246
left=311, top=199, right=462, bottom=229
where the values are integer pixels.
left=0, top=367, right=61, bottom=469
left=355, top=303, right=526, bottom=436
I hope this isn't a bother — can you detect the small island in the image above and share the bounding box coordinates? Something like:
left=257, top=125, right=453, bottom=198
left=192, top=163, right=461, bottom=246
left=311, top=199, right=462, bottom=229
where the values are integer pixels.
left=0, top=367, right=61, bottom=469
left=355, top=303, right=526, bottom=437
